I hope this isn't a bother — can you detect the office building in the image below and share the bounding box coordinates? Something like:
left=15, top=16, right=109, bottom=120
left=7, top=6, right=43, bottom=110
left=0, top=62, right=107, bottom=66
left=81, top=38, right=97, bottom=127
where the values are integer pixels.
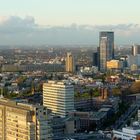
left=43, top=81, right=74, bottom=117
left=65, top=52, right=75, bottom=73
left=107, top=60, right=122, bottom=69
left=51, top=116, right=74, bottom=139
left=99, top=31, right=114, bottom=71
left=92, top=52, right=98, bottom=67
left=132, top=44, right=140, bottom=56
left=0, top=98, right=52, bottom=140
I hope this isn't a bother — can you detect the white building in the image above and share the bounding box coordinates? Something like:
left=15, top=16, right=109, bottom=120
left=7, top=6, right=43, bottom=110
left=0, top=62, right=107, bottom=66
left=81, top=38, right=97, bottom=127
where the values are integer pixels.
left=138, top=110, right=140, bottom=121
left=43, top=81, right=74, bottom=117
left=113, top=122, right=140, bottom=140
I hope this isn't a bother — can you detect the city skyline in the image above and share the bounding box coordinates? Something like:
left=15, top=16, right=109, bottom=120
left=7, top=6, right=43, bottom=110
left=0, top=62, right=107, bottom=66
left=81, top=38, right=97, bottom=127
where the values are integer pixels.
left=1, top=1, right=140, bottom=139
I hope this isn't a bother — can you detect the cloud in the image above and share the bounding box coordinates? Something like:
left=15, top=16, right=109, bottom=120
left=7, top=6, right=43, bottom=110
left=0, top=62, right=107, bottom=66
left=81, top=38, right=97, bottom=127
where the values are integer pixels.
left=0, top=16, right=140, bottom=46
left=0, top=16, right=36, bottom=27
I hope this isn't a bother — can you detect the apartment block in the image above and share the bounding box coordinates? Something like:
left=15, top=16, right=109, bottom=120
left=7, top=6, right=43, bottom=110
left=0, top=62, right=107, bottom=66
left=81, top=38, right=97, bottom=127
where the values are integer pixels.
left=0, top=98, right=52, bottom=140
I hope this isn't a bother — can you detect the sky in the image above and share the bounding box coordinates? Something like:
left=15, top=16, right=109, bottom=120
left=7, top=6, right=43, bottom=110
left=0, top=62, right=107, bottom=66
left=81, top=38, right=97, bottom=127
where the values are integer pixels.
left=0, top=0, right=140, bottom=45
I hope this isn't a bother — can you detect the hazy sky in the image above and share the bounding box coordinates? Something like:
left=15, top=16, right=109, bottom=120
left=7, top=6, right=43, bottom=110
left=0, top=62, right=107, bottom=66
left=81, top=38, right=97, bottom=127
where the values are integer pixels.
left=0, top=0, right=139, bottom=25
left=0, top=0, right=139, bottom=45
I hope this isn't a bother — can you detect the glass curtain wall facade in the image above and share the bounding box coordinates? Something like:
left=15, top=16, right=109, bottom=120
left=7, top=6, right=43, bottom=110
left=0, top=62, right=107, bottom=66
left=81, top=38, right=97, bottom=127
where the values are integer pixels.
left=99, top=32, right=114, bottom=71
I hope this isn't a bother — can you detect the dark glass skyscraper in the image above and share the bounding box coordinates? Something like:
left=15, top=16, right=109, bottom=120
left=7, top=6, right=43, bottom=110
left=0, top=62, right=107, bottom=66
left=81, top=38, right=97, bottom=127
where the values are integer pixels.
left=92, top=52, right=98, bottom=67
left=99, top=31, right=114, bottom=71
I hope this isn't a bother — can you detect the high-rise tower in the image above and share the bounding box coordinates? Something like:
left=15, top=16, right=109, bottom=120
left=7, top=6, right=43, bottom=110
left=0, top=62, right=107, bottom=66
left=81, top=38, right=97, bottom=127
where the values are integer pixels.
left=99, top=31, right=114, bottom=71
left=65, top=52, right=75, bottom=73
left=132, top=44, right=140, bottom=56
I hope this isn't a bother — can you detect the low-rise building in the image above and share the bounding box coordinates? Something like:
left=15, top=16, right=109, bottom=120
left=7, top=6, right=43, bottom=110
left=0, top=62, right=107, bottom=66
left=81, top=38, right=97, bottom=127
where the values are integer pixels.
left=113, top=122, right=140, bottom=140
left=51, top=116, right=75, bottom=139
left=107, top=60, right=123, bottom=70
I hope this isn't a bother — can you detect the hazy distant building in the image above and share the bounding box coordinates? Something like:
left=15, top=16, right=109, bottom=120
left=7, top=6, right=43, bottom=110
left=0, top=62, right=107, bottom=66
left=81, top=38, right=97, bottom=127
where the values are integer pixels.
left=127, top=54, right=140, bottom=67
left=99, top=31, right=114, bottom=71
left=132, top=44, right=140, bottom=56
left=65, top=52, right=75, bottom=73
left=128, top=45, right=140, bottom=68
left=43, top=81, right=74, bottom=117
left=0, top=98, right=52, bottom=140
